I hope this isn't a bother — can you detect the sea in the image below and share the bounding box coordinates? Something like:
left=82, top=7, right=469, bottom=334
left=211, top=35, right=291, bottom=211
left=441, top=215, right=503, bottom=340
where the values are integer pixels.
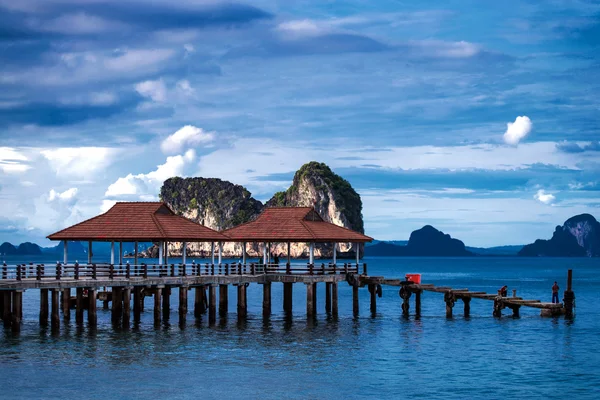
left=0, top=256, right=599, bottom=399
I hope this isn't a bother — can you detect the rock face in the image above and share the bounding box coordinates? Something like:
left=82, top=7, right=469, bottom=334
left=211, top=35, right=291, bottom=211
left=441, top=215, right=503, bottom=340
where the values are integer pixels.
left=519, top=214, right=600, bottom=257
left=145, top=162, right=365, bottom=259
left=366, top=225, right=473, bottom=257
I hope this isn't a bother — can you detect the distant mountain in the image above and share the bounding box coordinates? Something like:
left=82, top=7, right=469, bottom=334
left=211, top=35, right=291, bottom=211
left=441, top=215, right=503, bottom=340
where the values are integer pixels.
left=1, top=241, right=42, bottom=256
left=0, top=242, right=18, bottom=255
left=466, top=245, right=523, bottom=256
left=519, top=214, right=600, bottom=257
left=366, top=226, right=474, bottom=257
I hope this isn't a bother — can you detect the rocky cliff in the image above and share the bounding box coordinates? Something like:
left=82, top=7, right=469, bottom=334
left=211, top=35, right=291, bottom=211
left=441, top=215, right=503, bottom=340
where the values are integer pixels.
left=366, top=225, right=473, bottom=256
left=519, top=214, right=600, bottom=257
left=143, top=162, right=365, bottom=259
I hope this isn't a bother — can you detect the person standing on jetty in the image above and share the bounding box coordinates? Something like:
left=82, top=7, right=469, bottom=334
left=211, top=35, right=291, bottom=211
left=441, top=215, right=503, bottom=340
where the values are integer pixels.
left=552, top=281, right=560, bottom=303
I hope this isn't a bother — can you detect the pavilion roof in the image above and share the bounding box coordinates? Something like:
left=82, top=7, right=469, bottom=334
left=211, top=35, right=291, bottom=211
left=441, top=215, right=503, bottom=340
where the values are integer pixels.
left=47, top=202, right=229, bottom=242
left=222, top=207, right=373, bottom=243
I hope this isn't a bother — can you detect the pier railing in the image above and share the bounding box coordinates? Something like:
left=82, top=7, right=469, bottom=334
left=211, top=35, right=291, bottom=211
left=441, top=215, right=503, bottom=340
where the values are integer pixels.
left=0, top=262, right=364, bottom=281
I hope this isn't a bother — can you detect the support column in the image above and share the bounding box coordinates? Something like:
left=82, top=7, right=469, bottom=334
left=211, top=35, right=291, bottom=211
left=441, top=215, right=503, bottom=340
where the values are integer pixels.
left=287, top=242, right=291, bottom=265
left=209, top=285, right=216, bottom=323
left=283, top=282, right=293, bottom=313
left=242, top=242, right=247, bottom=265
left=312, top=283, right=317, bottom=315
left=179, top=286, right=188, bottom=324
left=564, top=269, right=575, bottom=318
left=182, top=242, right=187, bottom=265
left=2, top=291, right=11, bottom=327
left=119, top=242, right=123, bottom=265
left=218, top=242, right=223, bottom=265
left=263, top=282, right=271, bottom=317
left=306, top=283, right=314, bottom=317
left=415, top=290, right=422, bottom=317
left=445, top=291, right=455, bottom=318
left=133, top=287, right=142, bottom=322
left=76, top=288, right=84, bottom=324
left=154, top=287, right=162, bottom=327
left=87, top=241, right=92, bottom=264
left=112, top=287, right=122, bottom=325
left=110, top=241, right=115, bottom=265
left=355, top=242, right=359, bottom=267
left=62, top=288, right=71, bottom=321
left=263, top=242, right=267, bottom=265
left=88, top=288, right=97, bottom=327
left=369, top=284, right=377, bottom=314
left=194, top=286, right=205, bottom=317
left=219, top=284, right=228, bottom=317
left=51, top=289, right=60, bottom=330
left=333, top=243, right=337, bottom=266
left=353, top=285, right=359, bottom=317
left=63, top=240, right=68, bottom=264
left=309, top=242, right=314, bottom=265
left=134, top=241, right=138, bottom=266
left=11, top=291, right=22, bottom=332
left=158, top=241, right=164, bottom=265
left=164, top=242, right=169, bottom=266
left=325, top=282, right=332, bottom=313
left=40, top=288, right=49, bottom=325
left=237, top=284, right=247, bottom=318
left=123, top=287, right=131, bottom=327
left=463, top=297, right=471, bottom=318
left=211, top=242, right=215, bottom=265
left=162, top=286, right=171, bottom=320
left=331, top=282, right=338, bottom=317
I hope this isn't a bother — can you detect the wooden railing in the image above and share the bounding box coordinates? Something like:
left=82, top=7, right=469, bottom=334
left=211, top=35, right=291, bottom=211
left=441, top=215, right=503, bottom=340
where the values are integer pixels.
left=0, top=262, right=365, bottom=281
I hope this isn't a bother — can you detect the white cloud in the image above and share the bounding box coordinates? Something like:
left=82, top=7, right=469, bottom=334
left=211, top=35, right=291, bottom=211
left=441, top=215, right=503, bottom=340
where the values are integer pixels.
left=101, top=199, right=117, bottom=213
left=160, top=125, right=214, bottom=154
left=415, top=40, right=480, bottom=58
left=135, top=79, right=167, bottom=102
left=503, top=116, right=532, bottom=146
left=105, top=149, right=196, bottom=197
left=0, top=147, right=30, bottom=174
left=41, top=147, right=118, bottom=177
left=534, top=189, right=556, bottom=205
left=277, top=20, right=325, bottom=37
left=48, top=188, right=78, bottom=204
left=105, top=49, right=175, bottom=72
left=176, top=79, right=194, bottom=95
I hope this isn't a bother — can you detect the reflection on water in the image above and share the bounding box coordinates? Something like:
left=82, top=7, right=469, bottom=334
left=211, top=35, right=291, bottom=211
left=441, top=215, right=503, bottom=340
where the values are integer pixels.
left=0, top=257, right=599, bottom=399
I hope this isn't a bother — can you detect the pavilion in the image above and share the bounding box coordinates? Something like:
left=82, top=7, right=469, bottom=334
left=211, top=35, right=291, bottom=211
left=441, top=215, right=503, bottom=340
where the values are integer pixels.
left=47, top=202, right=230, bottom=265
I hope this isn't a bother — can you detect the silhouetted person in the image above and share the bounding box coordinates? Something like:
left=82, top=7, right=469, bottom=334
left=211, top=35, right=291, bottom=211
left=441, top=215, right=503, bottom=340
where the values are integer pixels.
left=499, top=285, right=508, bottom=297
left=552, top=281, right=560, bottom=303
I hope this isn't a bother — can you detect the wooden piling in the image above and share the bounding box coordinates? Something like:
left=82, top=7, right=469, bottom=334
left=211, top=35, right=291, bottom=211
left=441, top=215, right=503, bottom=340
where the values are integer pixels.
left=564, top=269, right=575, bottom=318
left=112, top=287, right=122, bottom=324
left=11, top=291, right=22, bottom=332
left=162, top=286, right=171, bottom=320
left=209, top=285, right=217, bottom=323
left=133, top=287, right=141, bottom=322
left=88, top=289, right=97, bottom=327
left=331, top=282, right=338, bottom=317
left=463, top=297, right=471, bottom=318
left=237, top=284, right=247, bottom=318
left=325, top=282, right=332, bottom=313
left=40, top=288, right=49, bottom=325
left=263, top=282, right=271, bottom=317
left=312, top=283, right=317, bottom=316
left=369, top=284, right=377, bottom=314
left=76, top=288, right=84, bottom=324
left=415, top=290, right=421, bottom=317
left=219, top=284, right=228, bottom=317
left=123, top=287, right=131, bottom=327
left=444, top=290, right=455, bottom=318
left=154, top=287, right=162, bottom=327
left=306, top=283, right=314, bottom=317
left=352, top=285, right=359, bottom=317
left=194, top=286, right=205, bottom=317
left=51, top=289, right=60, bottom=330
left=283, top=282, right=293, bottom=314
left=3, top=291, right=11, bottom=327
left=179, top=286, right=188, bottom=324
left=62, top=288, right=70, bottom=321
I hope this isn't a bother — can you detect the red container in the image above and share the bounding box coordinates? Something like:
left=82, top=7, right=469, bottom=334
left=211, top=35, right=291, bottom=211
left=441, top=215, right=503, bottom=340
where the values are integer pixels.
left=405, top=273, right=421, bottom=284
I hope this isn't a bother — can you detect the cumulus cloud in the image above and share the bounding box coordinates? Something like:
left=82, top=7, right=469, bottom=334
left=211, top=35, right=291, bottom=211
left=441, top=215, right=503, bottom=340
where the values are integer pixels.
left=534, top=189, right=555, bottom=205
left=503, top=116, right=532, bottom=146
left=556, top=140, right=600, bottom=153
left=41, top=147, right=118, bottom=177
left=135, top=79, right=167, bottom=102
left=105, top=149, right=196, bottom=197
left=160, top=125, right=214, bottom=154
left=48, top=188, right=78, bottom=205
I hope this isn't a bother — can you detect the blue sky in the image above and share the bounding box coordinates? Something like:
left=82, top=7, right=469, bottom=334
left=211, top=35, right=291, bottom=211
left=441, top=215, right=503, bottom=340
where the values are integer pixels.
left=1, top=0, right=599, bottom=247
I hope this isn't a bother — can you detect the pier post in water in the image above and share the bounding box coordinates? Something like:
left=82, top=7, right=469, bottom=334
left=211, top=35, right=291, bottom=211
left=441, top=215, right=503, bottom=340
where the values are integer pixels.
left=194, top=286, right=206, bottom=317
left=331, top=282, right=338, bottom=317
left=162, top=286, right=171, bottom=321
left=369, top=284, right=377, bottom=314
left=88, top=288, right=97, bottom=327
left=154, top=286, right=163, bottom=327
left=51, top=289, right=60, bottom=330
left=111, top=287, right=123, bottom=325
left=209, top=285, right=217, bottom=323
left=75, top=288, right=84, bottom=324
left=306, top=283, right=314, bottom=317
left=312, top=283, right=317, bottom=316
left=462, top=297, right=471, bottom=318
left=237, top=284, right=247, bottom=319
left=179, top=286, right=188, bottom=324
left=123, top=287, right=131, bottom=327
left=133, top=287, right=142, bottom=323
left=40, top=288, right=49, bottom=325
left=11, top=291, right=22, bottom=332
left=219, top=284, right=228, bottom=317
left=352, top=285, right=359, bottom=317
left=415, top=290, right=421, bottom=317
left=564, top=269, right=575, bottom=318
left=263, top=282, right=271, bottom=317
left=399, top=285, right=411, bottom=317
left=444, top=290, right=455, bottom=318
left=325, top=282, right=332, bottom=313
left=62, top=288, right=70, bottom=321
left=283, top=283, right=293, bottom=314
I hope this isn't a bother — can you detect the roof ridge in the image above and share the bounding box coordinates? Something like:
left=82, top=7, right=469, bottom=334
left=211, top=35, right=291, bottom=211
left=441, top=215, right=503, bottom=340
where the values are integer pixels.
left=151, top=213, right=167, bottom=238
left=299, top=219, right=317, bottom=240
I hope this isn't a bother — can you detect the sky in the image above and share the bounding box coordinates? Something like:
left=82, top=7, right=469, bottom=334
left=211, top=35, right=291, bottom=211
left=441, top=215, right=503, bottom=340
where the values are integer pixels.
left=0, top=0, right=599, bottom=247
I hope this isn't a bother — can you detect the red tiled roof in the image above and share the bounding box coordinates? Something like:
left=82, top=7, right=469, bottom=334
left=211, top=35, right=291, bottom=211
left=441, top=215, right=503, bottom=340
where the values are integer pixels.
left=47, top=202, right=229, bottom=242
left=222, top=207, right=372, bottom=242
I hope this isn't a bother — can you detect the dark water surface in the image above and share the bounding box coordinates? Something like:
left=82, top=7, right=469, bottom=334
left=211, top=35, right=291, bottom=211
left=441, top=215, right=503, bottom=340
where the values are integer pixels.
left=1, top=257, right=599, bottom=399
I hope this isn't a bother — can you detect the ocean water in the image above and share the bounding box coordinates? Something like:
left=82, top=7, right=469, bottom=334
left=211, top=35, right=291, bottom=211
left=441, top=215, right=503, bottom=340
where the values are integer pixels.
left=1, top=256, right=599, bottom=399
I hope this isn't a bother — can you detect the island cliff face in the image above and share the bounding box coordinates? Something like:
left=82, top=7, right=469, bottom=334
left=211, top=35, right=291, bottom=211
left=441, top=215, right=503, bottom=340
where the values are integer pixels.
left=519, top=214, right=600, bottom=257
left=144, top=162, right=365, bottom=259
